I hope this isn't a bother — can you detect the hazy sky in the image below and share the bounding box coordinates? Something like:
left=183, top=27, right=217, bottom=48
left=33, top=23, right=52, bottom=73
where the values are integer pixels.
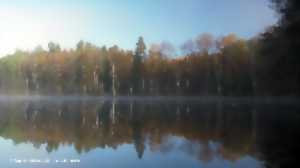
left=0, top=0, right=277, bottom=57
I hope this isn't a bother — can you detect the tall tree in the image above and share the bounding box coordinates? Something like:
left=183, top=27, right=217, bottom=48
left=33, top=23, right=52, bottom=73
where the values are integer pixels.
left=100, top=47, right=112, bottom=93
left=131, top=36, right=146, bottom=94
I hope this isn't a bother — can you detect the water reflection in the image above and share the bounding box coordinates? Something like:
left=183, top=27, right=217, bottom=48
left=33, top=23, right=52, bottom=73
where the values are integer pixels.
left=0, top=97, right=299, bottom=168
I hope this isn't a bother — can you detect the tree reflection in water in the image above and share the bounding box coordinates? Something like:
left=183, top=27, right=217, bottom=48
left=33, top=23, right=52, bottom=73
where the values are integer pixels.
left=0, top=97, right=299, bottom=167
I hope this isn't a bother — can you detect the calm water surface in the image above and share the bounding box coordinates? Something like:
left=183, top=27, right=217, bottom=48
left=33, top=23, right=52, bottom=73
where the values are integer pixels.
left=0, top=96, right=299, bottom=168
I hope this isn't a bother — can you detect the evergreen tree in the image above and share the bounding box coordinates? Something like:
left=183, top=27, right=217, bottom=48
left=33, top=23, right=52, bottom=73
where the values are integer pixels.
left=131, top=36, right=146, bottom=94
left=100, top=48, right=112, bottom=93
left=48, top=42, right=61, bottom=53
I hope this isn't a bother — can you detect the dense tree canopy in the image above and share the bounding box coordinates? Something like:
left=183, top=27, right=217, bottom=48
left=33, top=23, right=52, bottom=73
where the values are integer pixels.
left=258, top=0, right=300, bottom=95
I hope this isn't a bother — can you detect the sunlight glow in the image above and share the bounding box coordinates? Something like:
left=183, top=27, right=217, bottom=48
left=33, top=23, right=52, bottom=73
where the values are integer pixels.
left=0, top=6, right=92, bottom=57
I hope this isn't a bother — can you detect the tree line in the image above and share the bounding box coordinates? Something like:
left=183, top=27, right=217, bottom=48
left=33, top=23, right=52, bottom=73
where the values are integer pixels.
left=0, top=0, right=298, bottom=96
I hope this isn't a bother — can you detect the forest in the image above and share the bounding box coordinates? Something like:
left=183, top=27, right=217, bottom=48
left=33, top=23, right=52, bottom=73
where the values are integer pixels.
left=0, top=0, right=299, bottom=96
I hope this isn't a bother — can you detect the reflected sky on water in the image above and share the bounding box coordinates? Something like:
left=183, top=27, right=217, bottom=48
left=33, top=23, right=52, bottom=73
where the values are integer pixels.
left=0, top=97, right=299, bottom=168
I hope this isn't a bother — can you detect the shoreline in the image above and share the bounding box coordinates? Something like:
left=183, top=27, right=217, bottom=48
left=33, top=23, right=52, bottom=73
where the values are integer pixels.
left=0, top=95, right=299, bottom=104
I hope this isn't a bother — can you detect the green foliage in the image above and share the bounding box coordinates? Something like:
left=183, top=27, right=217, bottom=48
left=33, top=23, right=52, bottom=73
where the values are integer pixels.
left=100, top=53, right=112, bottom=93
left=48, top=42, right=61, bottom=53
left=131, top=36, right=146, bottom=94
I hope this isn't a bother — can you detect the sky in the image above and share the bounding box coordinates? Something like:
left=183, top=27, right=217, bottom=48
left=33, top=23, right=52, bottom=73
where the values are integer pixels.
left=0, top=0, right=278, bottom=57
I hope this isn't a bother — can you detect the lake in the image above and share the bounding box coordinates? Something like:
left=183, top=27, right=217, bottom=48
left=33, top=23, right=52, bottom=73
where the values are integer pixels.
left=0, top=96, right=299, bottom=168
